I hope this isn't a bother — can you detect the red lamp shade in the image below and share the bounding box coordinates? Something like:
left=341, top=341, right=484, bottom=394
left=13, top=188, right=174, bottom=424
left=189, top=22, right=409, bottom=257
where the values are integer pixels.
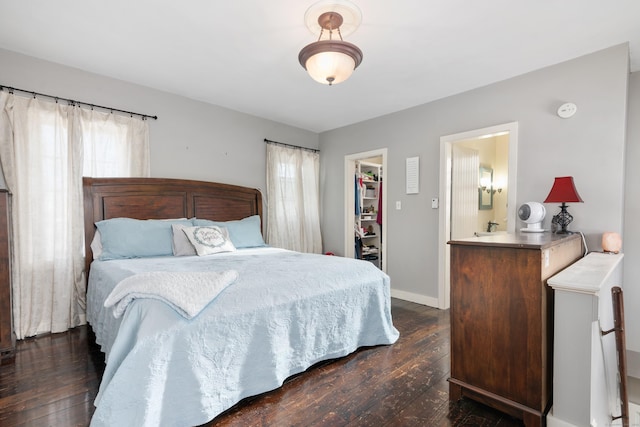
left=543, top=176, right=583, bottom=203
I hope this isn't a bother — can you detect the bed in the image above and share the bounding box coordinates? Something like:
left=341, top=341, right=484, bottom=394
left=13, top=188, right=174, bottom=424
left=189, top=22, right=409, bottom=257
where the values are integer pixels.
left=83, top=177, right=399, bottom=427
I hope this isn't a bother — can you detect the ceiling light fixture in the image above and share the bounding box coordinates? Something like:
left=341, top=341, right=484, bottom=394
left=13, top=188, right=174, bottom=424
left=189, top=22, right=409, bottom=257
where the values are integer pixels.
left=298, top=1, right=363, bottom=86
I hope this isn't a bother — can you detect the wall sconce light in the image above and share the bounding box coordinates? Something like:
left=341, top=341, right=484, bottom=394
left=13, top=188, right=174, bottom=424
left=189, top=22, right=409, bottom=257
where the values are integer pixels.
left=543, top=176, right=584, bottom=234
left=479, top=169, right=503, bottom=195
left=299, top=1, right=363, bottom=85
left=479, top=182, right=502, bottom=194
left=483, top=185, right=502, bottom=195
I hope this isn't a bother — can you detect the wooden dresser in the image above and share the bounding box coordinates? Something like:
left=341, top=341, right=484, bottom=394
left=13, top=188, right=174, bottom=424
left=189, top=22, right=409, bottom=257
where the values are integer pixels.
left=0, top=189, right=15, bottom=361
left=448, top=232, right=583, bottom=426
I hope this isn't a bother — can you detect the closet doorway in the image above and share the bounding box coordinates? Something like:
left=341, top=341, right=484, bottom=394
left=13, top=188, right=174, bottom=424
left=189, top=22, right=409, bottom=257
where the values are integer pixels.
left=344, top=148, right=388, bottom=273
left=438, top=122, right=518, bottom=309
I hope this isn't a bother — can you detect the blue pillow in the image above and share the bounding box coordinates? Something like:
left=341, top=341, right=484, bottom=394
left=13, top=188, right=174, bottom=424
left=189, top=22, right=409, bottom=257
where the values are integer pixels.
left=95, top=218, right=194, bottom=260
left=193, top=215, right=266, bottom=248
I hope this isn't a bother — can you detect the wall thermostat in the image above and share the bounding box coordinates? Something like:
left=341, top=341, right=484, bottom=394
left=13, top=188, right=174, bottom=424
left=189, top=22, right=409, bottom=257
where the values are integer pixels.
left=557, top=102, right=577, bottom=118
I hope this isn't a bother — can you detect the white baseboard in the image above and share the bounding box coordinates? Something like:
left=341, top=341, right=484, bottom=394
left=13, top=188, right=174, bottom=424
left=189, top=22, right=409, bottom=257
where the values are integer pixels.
left=390, top=288, right=439, bottom=308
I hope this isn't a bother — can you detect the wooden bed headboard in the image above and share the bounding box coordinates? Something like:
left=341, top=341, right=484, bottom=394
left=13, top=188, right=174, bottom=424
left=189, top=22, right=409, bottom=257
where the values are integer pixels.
left=83, top=177, right=263, bottom=276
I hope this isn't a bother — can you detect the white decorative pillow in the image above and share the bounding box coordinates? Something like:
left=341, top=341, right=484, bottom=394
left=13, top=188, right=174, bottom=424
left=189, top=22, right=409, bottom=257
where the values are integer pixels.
left=181, top=226, right=236, bottom=256
left=171, top=223, right=197, bottom=256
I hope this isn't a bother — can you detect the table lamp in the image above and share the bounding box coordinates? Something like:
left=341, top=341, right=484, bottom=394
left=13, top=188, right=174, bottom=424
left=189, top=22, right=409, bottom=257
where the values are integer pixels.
left=543, top=176, right=583, bottom=234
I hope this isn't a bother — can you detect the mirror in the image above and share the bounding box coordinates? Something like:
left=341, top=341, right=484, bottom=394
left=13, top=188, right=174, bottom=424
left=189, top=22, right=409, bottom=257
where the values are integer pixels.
left=478, top=167, right=493, bottom=210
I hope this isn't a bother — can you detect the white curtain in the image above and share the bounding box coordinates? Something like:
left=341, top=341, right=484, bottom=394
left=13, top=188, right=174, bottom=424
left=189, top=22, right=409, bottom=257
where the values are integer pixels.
left=0, top=92, right=149, bottom=339
left=81, top=108, right=150, bottom=176
left=265, top=143, right=322, bottom=253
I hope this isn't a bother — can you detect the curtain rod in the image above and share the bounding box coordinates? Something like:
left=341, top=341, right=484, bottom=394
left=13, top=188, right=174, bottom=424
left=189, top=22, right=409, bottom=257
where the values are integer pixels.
left=0, top=84, right=158, bottom=121
left=264, top=138, right=319, bottom=153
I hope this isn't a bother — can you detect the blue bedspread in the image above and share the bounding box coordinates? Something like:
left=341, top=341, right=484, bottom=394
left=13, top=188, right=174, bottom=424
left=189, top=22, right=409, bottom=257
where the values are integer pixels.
left=87, top=248, right=399, bottom=426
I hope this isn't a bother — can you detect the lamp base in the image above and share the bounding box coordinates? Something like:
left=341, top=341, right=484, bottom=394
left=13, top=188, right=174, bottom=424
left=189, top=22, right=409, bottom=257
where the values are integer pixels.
left=551, top=203, right=575, bottom=234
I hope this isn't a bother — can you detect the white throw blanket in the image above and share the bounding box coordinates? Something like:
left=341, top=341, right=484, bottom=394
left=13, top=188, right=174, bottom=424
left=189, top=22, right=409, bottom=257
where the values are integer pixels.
left=104, top=270, right=238, bottom=319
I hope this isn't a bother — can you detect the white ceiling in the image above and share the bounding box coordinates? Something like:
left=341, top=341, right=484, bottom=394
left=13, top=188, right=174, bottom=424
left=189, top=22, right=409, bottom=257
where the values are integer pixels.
left=1, top=1, right=639, bottom=133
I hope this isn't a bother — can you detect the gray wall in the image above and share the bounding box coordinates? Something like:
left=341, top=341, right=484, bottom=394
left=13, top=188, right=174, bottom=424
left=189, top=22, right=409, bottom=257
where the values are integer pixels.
left=319, top=44, right=629, bottom=309
left=0, top=48, right=319, bottom=191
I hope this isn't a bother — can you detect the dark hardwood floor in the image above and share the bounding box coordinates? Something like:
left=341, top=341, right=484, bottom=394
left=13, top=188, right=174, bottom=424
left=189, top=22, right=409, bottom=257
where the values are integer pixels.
left=0, top=299, right=524, bottom=426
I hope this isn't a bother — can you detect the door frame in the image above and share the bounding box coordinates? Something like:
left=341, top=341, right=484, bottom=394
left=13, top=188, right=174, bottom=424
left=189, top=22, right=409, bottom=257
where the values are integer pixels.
left=344, top=148, right=388, bottom=273
left=438, top=122, right=518, bottom=309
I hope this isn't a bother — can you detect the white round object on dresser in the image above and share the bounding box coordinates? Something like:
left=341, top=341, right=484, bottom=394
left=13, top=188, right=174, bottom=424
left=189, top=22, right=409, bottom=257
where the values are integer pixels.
left=518, top=202, right=546, bottom=232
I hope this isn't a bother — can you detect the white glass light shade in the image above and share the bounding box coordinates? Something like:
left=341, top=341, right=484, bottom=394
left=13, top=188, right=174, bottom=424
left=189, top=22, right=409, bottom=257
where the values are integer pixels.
left=299, top=40, right=363, bottom=85
left=305, top=51, right=355, bottom=85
